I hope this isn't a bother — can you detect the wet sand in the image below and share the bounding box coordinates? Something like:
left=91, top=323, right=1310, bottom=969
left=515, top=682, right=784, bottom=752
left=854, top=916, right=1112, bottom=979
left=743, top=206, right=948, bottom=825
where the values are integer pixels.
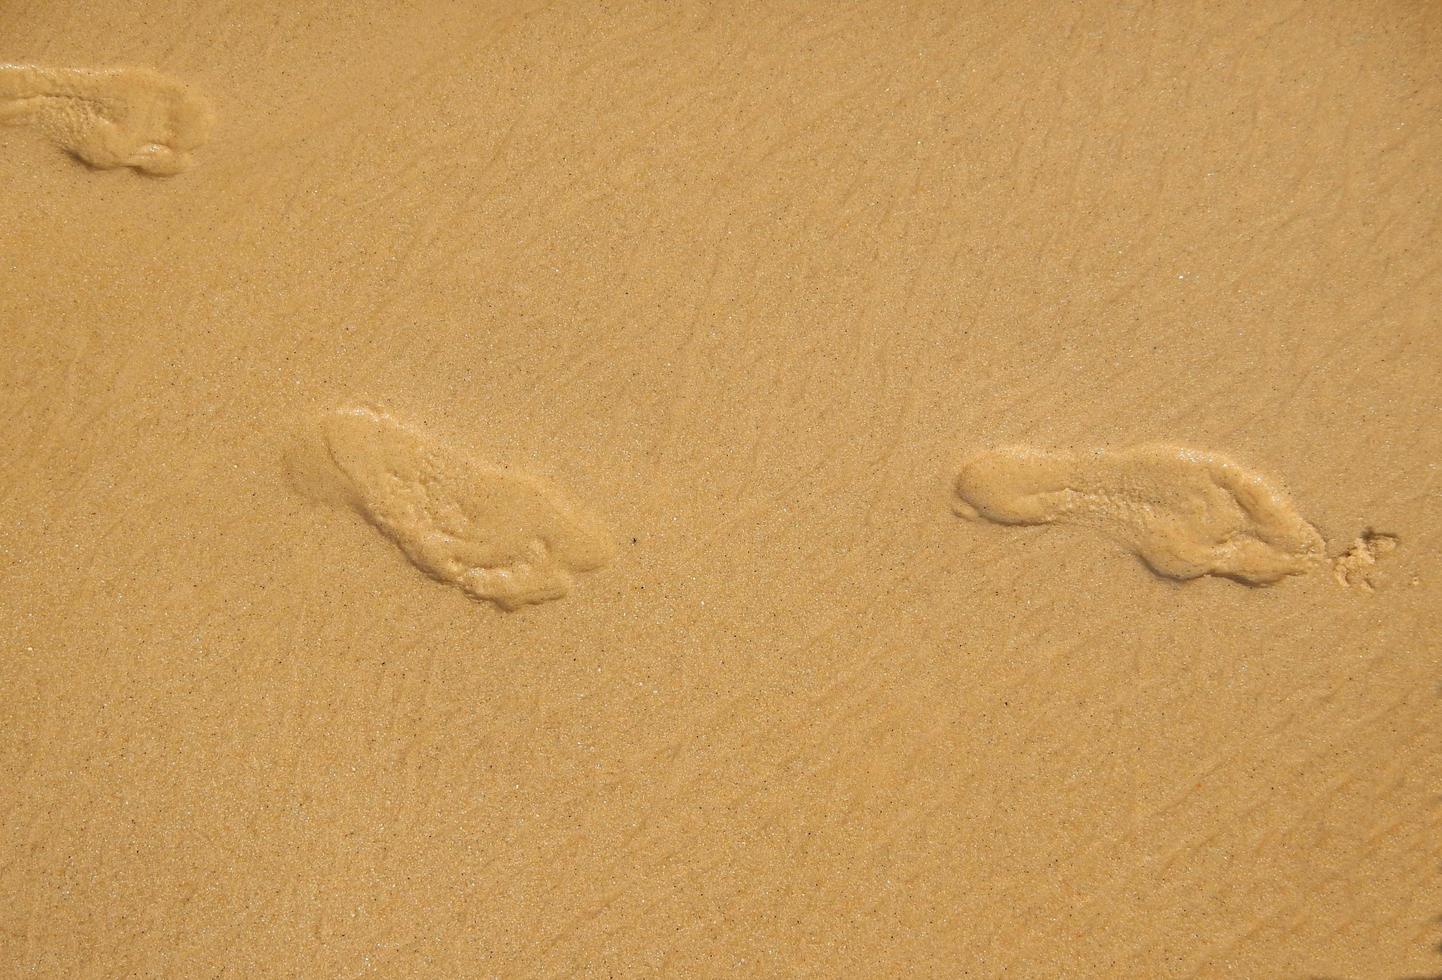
left=2, top=2, right=1440, bottom=976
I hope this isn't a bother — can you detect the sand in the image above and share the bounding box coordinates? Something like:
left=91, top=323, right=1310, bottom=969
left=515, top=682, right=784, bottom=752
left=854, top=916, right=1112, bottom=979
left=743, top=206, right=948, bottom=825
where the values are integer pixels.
left=2, top=1, right=1440, bottom=976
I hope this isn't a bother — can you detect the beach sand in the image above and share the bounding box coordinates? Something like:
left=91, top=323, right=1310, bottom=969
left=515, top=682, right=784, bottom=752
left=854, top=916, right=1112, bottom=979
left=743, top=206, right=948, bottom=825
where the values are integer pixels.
left=2, top=2, right=1440, bottom=975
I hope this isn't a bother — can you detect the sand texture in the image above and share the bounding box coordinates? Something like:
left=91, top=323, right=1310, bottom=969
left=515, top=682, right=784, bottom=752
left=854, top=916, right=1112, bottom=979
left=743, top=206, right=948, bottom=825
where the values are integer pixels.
left=2, top=2, right=1440, bottom=977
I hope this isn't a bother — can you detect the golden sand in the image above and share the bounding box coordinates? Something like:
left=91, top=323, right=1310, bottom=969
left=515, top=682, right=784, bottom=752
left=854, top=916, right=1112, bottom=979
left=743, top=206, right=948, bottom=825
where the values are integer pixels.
left=2, top=2, right=1440, bottom=976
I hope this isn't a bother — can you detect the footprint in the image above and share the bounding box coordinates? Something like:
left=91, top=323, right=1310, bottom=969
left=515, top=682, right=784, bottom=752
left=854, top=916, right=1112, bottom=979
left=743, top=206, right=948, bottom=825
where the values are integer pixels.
left=289, top=406, right=616, bottom=610
left=0, top=64, right=212, bottom=175
left=1331, top=530, right=1398, bottom=591
left=953, top=445, right=1327, bottom=586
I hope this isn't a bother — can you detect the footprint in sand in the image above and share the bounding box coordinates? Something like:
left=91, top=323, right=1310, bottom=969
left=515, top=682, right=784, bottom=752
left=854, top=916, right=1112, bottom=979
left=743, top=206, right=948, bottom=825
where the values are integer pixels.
left=953, top=444, right=1389, bottom=587
left=289, top=406, right=615, bottom=611
left=1, top=64, right=212, bottom=175
left=1330, top=530, right=1398, bottom=592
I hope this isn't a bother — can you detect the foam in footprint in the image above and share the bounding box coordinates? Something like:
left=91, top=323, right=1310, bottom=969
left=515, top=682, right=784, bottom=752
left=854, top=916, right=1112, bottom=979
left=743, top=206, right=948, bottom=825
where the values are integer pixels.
left=953, top=445, right=1326, bottom=586
left=289, top=406, right=616, bottom=610
left=0, top=64, right=212, bottom=175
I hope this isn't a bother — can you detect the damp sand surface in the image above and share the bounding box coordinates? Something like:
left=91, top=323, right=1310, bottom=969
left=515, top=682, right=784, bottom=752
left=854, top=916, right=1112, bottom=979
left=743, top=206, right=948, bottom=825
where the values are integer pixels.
left=2, top=3, right=1440, bottom=977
